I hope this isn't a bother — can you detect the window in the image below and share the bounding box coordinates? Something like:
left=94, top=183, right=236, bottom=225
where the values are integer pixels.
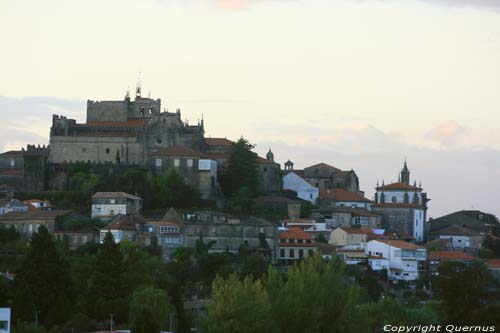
left=106, top=148, right=110, bottom=154
left=82, top=148, right=87, bottom=152
left=263, top=167, right=267, bottom=172
left=156, top=138, right=162, bottom=144
left=299, top=249, right=304, bottom=258
left=187, top=159, right=193, bottom=167
left=289, top=249, right=295, bottom=258
left=310, top=194, right=313, bottom=199
left=9, top=159, right=15, bottom=167
left=280, top=249, right=285, bottom=258
left=392, top=196, right=397, bottom=203
left=155, top=159, right=162, bottom=167
left=110, top=199, right=115, bottom=204
left=174, top=159, right=180, bottom=167
left=0, top=320, right=8, bottom=330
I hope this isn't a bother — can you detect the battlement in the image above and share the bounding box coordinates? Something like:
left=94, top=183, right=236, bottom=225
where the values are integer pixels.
left=22, top=144, right=50, bottom=156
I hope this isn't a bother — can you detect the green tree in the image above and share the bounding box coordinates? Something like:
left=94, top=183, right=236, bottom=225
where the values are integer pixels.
left=221, top=137, right=258, bottom=197
left=204, top=274, right=275, bottom=333
left=265, top=254, right=360, bottom=333
left=157, top=168, right=199, bottom=208
left=12, top=321, right=47, bottom=333
left=86, top=232, right=127, bottom=321
left=129, top=287, right=176, bottom=333
left=434, top=261, right=499, bottom=324
left=12, top=226, right=73, bottom=328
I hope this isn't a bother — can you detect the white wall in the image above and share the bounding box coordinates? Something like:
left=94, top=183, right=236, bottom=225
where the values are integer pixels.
left=92, top=204, right=127, bottom=218
left=335, top=201, right=371, bottom=209
left=283, top=172, right=319, bottom=204
left=377, top=190, right=422, bottom=204
left=365, top=240, right=426, bottom=281
left=439, top=235, right=470, bottom=249
left=413, top=209, right=425, bottom=242
left=0, top=308, right=11, bottom=333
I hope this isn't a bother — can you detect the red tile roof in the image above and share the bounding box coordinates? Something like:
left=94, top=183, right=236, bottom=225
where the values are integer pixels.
left=149, top=221, right=179, bottom=227
left=102, top=215, right=144, bottom=231
left=376, top=182, right=422, bottom=191
left=256, top=156, right=276, bottom=165
left=205, top=138, right=234, bottom=146
left=0, top=150, right=23, bottom=156
left=85, top=118, right=145, bottom=127
left=0, top=169, right=23, bottom=176
left=92, top=192, right=141, bottom=200
left=0, top=210, right=71, bottom=220
left=486, top=259, right=500, bottom=268
left=319, top=188, right=370, bottom=202
left=375, top=239, right=423, bottom=250
left=149, top=146, right=208, bottom=158
left=280, top=227, right=313, bottom=241
left=429, top=251, right=476, bottom=261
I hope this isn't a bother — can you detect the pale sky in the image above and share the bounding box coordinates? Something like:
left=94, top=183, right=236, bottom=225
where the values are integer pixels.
left=1, top=0, right=500, bottom=218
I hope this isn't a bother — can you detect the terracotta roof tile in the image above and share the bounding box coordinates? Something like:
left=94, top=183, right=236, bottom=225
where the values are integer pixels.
left=279, top=227, right=313, bottom=240
left=376, top=182, right=422, bottom=191
left=0, top=150, right=23, bottom=156
left=102, top=215, right=145, bottom=231
left=319, top=188, right=370, bottom=202
left=205, top=138, right=234, bottom=146
left=429, top=251, right=476, bottom=261
left=85, top=118, right=145, bottom=127
left=0, top=210, right=71, bottom=220
left=374, top=239, right=424, bottom=250
left=92, top=192, right=142, bottom=200
left=0, top=169, right=23, bottom=176
left=486, top=259, right=500, bottom=268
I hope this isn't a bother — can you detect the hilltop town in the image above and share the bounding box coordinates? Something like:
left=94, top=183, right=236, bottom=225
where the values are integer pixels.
left=1, top=88, right=499, bottom=332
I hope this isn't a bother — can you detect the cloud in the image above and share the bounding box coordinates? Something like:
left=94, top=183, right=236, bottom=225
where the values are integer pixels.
left=253, top=123, right=500, bottom=219
left=0, top=96, right=85, bottom=151
left=425, top=120, right=469, bottom=147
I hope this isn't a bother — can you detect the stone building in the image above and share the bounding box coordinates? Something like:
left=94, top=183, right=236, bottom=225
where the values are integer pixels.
left=0, top=145, right=49, bottom=192
left=0, top=210, right=71, bottom=237
left=49, top=90, right=205, bottom=165
left=371, top=161, right=429, bottom=242
left=91, top=192, right=143, bottom=218
left=283, top=161, right=361, bottom=193
left=148, top=146, right=217, bottom=199
left=181, top=210, right=278, bottom=262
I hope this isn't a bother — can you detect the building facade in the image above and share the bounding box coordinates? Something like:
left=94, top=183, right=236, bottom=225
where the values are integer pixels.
left=371, top=161, right=429, bottom=242
left=91, top=192, right=143, bottom=218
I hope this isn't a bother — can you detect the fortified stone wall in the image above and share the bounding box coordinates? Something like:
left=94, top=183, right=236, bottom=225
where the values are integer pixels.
left=49, top=136, right=144, bottom=164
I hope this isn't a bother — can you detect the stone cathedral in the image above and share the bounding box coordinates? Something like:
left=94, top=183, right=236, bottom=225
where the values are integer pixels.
left=49, top=86, right=205, bottom=165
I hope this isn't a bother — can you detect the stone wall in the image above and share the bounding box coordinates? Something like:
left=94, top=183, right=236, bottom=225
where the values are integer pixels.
left=87, top=100, right=128, bottom=122
left=49, top=136, right=144, bottom=164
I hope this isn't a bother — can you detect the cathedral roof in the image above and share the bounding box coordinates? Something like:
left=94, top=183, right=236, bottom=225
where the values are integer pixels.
left=376, top=182, right=422, bottom=191
left=85, top=118, right=145, bottom=127
left=205, top=138, right=234, bottom=146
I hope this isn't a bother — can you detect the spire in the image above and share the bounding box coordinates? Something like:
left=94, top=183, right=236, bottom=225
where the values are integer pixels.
left=266, top=148, right=274, bottom=162
left=136, top=72, right=142, bottom=98
left=401, top=159, right=410, bottom=185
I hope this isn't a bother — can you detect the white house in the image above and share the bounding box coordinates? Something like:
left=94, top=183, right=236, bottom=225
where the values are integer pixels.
left=92, top=192, right=142, bottom=219
left=283, top=172, right=319, bottom=204
left=365, top=239, right=427, bottom=281
left=0, top=308, right=11, bottom=333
